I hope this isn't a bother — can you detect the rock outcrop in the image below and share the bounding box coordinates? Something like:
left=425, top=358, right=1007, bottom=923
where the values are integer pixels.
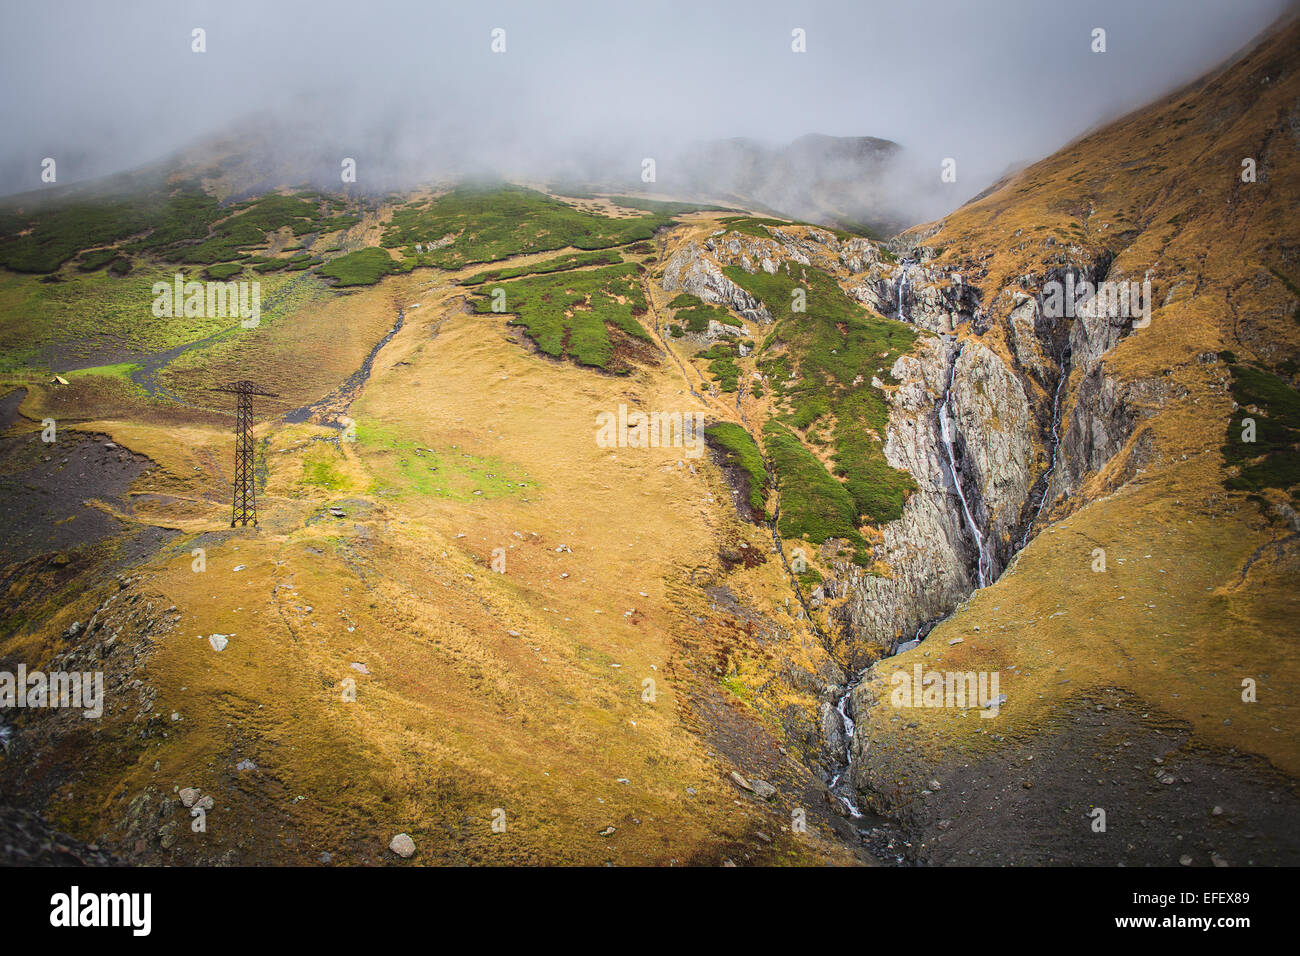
left=947, top=340, right=1035, bottom=576
left=661, top=240, right=772, bottom=324
left=831, top=336, right=974, bottom=657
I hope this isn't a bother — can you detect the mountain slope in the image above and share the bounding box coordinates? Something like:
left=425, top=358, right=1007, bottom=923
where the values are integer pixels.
left=0, top=14, right=1297, bottom=868
left=838, top=10, right=1300, bottom=864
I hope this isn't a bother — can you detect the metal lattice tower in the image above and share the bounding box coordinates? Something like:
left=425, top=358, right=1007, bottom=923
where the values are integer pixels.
left=210, top=380, right=279, bottom=527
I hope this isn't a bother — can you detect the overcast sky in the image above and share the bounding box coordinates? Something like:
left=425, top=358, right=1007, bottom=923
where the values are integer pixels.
left=0, top=0, right=1293, bottom=211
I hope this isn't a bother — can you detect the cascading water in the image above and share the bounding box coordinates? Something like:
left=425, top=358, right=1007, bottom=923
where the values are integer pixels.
left=938, top=344, right=991, bottom=588
left=826, top=614, right=944, bottom=820
left=824, top=339, right=995, bottom=822
left=896, top=260, right=912, bottom=322
left=824, top=292, right=1071, bottom=837
left=1017, top=341, right=1073, bottom=550
left=827, top=677, right=864, bottom=817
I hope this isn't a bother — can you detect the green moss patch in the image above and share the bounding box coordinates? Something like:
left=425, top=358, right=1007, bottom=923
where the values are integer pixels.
left=729, top=260, right=917, bottom=528
left=459, top=250, right=622, bottom=285
left=356, top=422, right=531, bottom=501
left=470, top=263, right=652, bottom=372
left=383, top=186, right=675, bottom=268
left=1222, top=359, right=1300, bottom=504
left=317, top=248, right=398, bottom=287
left=704, top=422, right=768, bottom=518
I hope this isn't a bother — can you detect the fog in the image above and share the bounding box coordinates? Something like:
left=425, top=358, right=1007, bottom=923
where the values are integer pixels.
left=0, top=0, right=1293, bottom=228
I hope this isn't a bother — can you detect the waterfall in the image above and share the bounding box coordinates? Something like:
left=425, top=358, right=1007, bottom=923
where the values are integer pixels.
left=827, top=677, right=864, bottom=818
left=1017, top=340, right=1073, bottom=550
left=824, top=343, right=992, bottom=821
left=896, top=260, right=911, bottom=322
left=938, top=345, right=991, bottom=588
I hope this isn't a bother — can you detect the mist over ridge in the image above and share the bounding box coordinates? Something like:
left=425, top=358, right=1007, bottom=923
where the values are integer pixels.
left=1, top=0, right=1293, bottom=231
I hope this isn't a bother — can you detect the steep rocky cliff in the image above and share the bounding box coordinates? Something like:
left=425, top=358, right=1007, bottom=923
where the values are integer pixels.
left=834, top=12, right=1300, bottom=863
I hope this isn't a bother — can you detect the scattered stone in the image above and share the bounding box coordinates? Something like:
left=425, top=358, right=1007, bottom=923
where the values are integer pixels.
left=350, top=662, right=370, bottom=674
left=63, top=621, right=82, bottom=640
left=1179, top=854, right=1193, bottom=866
left=729, top=771, right=753, bottom=792
left=208, top=634, right=229, bottom=652
left=1212, top=805, right=1224, bottom=816
left=948, top=638, right=963, bottom=646
left=159, top=823, right=178, bottom=850
left=929, top=779, right=942, bottom=791
left=236, top=759, right=257, bottom=772
left=1211, top=852, right=1230, bottom=867
left=319, top=852, right=332, bottom=865
left=233, top=565, right=246, bottom=572
left=328, top=507, right=346, bottom=518
left=195, top=795, right=214, bottom=811
left=750, top=779, right=777, bottom=800
left=179, top=787, right=201, bottom=808
left=597, top=826, right=616, bottom=837
left=389, top=833, right=416, bottom=858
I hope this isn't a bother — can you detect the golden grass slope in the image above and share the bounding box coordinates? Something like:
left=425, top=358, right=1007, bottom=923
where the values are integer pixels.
left=2, top=236, right=861, bottom=865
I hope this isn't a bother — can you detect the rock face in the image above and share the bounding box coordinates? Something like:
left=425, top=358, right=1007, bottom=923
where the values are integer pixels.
left=1048, top=361, right=1135, bottom=507
left=660, top=224, right=1046, bottom=659
left=664, top=223, right=1140, bottom=664
left=846, top=258, right=983, bottom=335
left=946, top=340, right=1034, bottom=577
left=831, top=236, right=1157, bottom=803
left=0, top=806, right=120, bottom=866
left=832, top=336, right=975, bottom=656
left=661, top=241, right=771, bottom=325
left=829, top=332, right=1034, bottom=656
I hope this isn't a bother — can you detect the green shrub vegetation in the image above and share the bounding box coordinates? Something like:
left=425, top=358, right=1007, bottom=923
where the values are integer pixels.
left=459, top=250, right=622, bottom=285
left=77, top=248, right=123, bottom=272
left=203, top=262, right=244, bottom=281
left=0, top=200, right=154, bottom=273
left=704, top=422, right=768, bottom=517
left=762, top=421, right=865, bottom=553
left=717, top=217, right=790, bottom=239
left=0, top=182, right=361, bottom=274
left=604, top=197, right=733, bottom=217
left=1222, top=359, right=1300, bottom=504
left=728, top=260, right=917, bottom=529
left=317, top=247, right=398, bottom=286
left=382, top=185, right=677, bottom=268
left=670, top=292, right=740, bottom=333
left=696, top=341, right=741, bottom=392
left=470, top=263, right=651, bottom=371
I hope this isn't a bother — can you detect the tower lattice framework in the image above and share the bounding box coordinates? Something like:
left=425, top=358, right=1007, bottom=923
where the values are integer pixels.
left=210, top=380, right=279, bottom=527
